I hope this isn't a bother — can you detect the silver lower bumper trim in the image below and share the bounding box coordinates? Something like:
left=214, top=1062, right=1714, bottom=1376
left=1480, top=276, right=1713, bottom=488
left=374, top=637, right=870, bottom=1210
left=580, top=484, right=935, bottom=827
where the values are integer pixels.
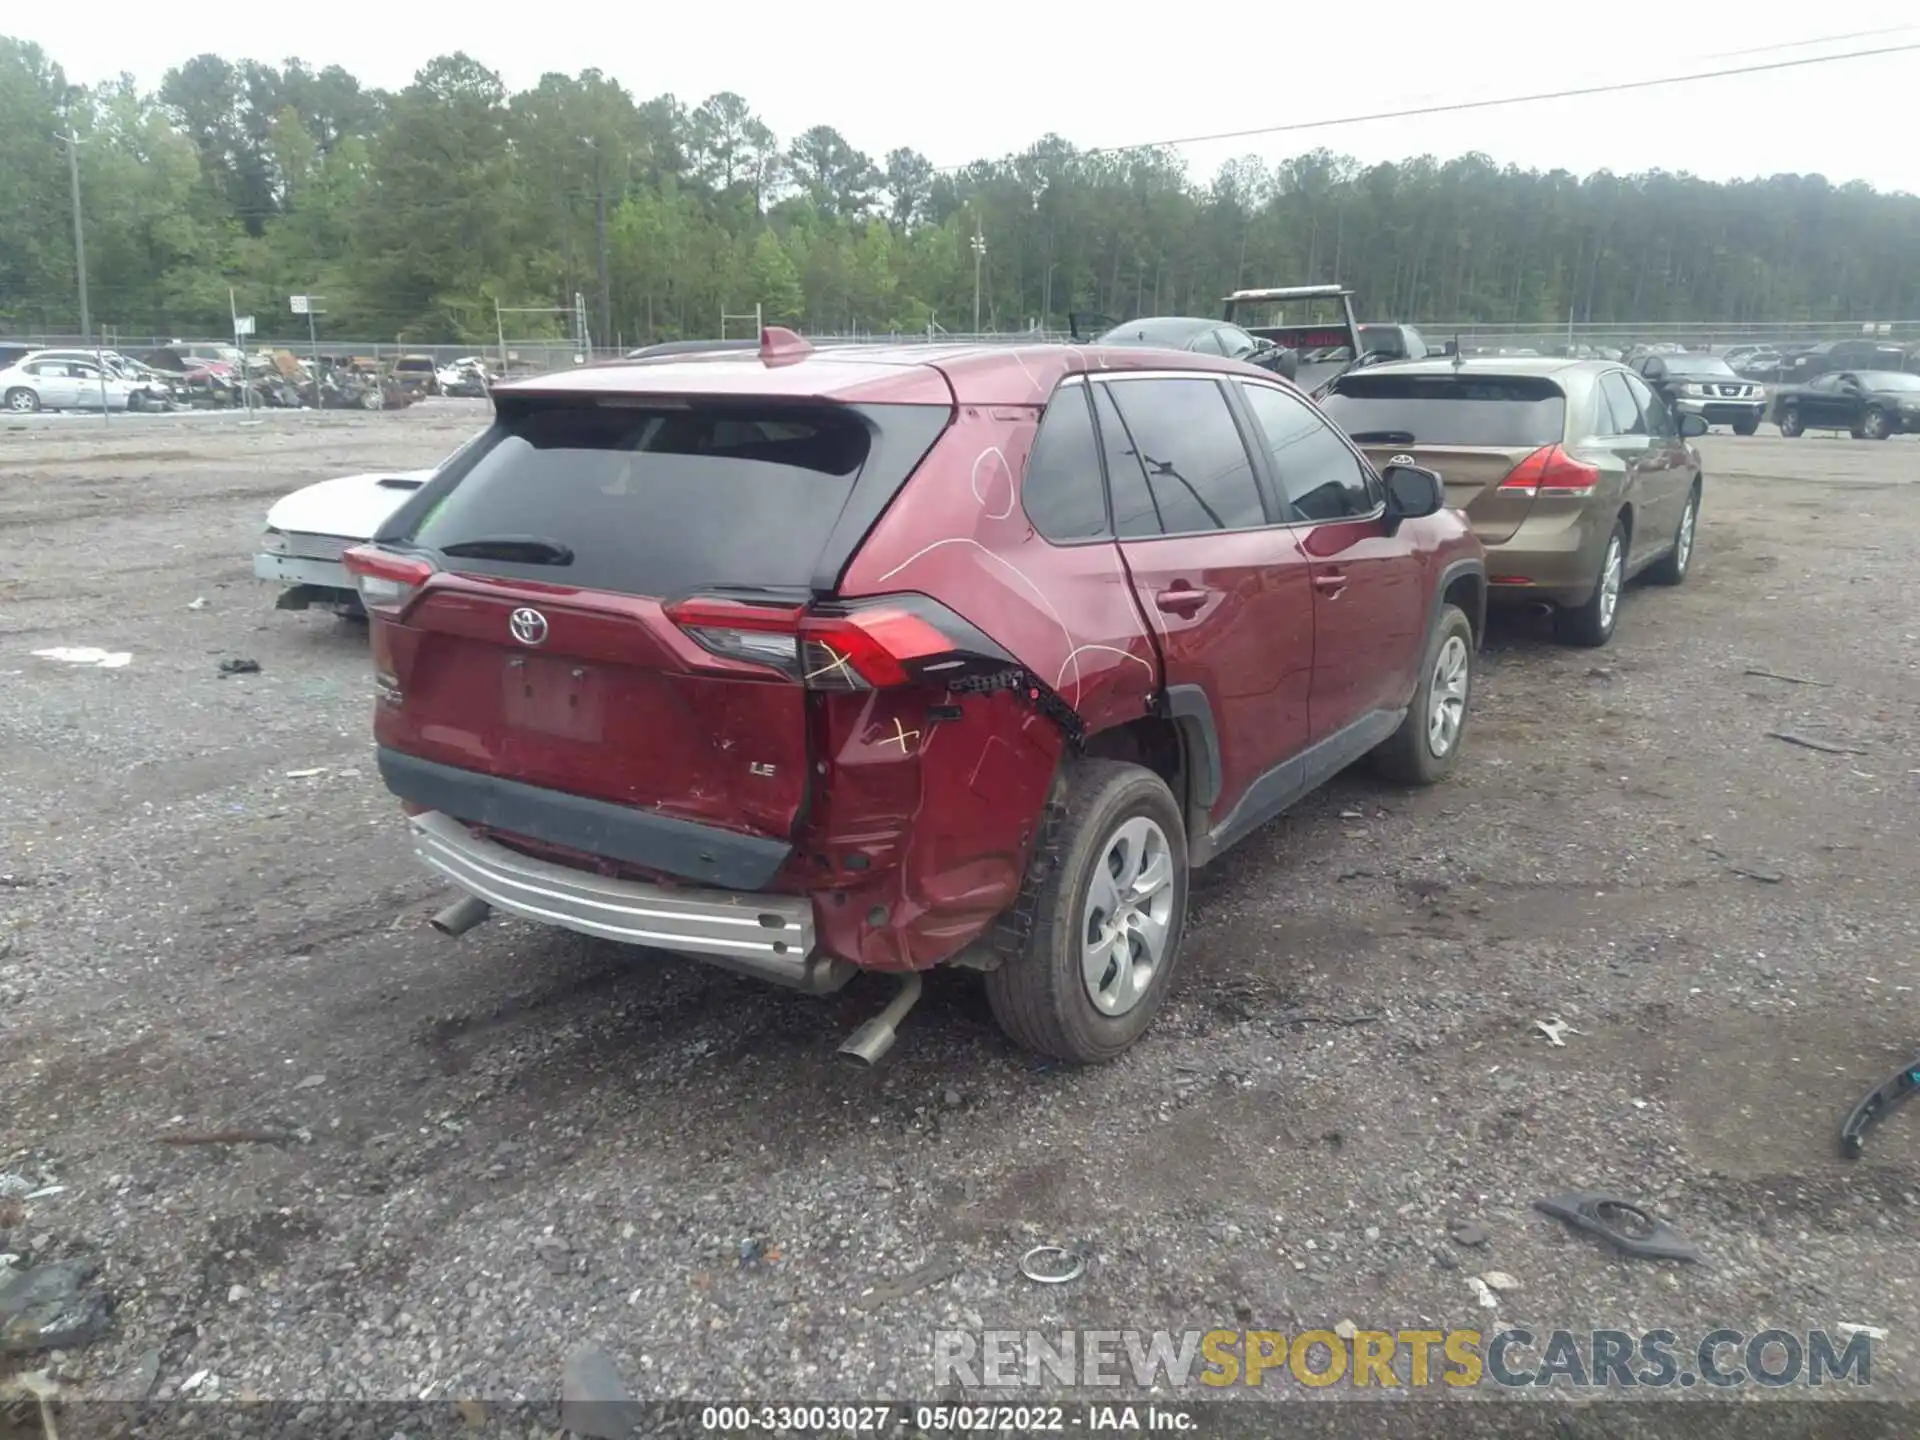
left=408, top=809, right=853, bottom=993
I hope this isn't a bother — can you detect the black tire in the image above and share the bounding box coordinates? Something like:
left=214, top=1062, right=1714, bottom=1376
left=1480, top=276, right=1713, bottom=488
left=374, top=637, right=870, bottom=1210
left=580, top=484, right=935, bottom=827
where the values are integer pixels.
left=1647, top=483, right=1700, bottom=586
left=1732, top=417, right=1759, bottom=436
left=985, top=760, right=1189, bottom=1064
left=1371, top=603, right=1474, bottom=786
left=1554, top=517, right=1628, bottom=648
left=4, top=387, right=40, bottom=414
left=1777, top=405, right=1803, bottom=438
left=1862, top=406, right=1891, bottom=441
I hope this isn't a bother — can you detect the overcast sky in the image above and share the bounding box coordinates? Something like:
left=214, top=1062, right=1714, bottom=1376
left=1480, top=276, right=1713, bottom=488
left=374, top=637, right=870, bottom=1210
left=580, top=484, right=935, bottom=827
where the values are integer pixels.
left=16, top=7, right=1920, bottom=192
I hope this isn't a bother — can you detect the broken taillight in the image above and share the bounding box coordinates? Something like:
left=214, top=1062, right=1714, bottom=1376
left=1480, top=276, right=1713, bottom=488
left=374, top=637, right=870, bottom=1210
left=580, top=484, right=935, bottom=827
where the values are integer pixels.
left=665, top=594, right=1012, bottom=691
left=342, top=546, right=434, bottom=612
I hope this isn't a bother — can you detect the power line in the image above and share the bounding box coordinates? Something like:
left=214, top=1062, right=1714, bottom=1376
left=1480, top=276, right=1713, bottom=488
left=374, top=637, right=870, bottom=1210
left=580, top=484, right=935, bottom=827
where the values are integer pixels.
left=1007, top=41, right=1920, bottom=164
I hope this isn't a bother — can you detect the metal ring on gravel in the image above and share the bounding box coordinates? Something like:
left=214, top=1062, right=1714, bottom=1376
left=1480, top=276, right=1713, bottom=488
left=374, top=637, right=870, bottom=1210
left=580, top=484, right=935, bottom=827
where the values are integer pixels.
left=1019, top=1245, right=1086, bottom=1284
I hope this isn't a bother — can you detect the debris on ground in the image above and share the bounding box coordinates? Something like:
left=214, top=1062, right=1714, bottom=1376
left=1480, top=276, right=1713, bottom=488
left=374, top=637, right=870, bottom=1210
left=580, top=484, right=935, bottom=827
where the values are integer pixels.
left=1535, top=1018, right=1576, bottom=1047
left=1466, top=1276, right=1499, bottom=1309
left=560, top=1342, right=644, bottom=1440
left=1018, top=1245, right=1087, bottom=1285
left=1729, top=865, right=1785, bottom=884
left=154, top=1129, right=298, bottom=1147
left=1533, top=1191, right=1703, bottom=1262
left=1839, top=1053, right=1920, bottom=1160
left=0, top=1257, right=112, bottom=1355
left=284, top=768, right=328, bottom=780
left=1478, top=1270, right=1520, bottom=1292
left=216, top=658, right=261, bottom=677
left=292, top=1074, right=327, bottom=1090
left=852, top=1254, right=961, bottom=1311
left=0, top=1176, right=31, bottom=1200
left=30, top=647, right=131, bottom=669
left=186, top=597, right=208, bottom=611
left=1333, top=1319, right=1358, bottom=1340
left=737, top=1238, right=781, bottom=1267
left=1744, top=667, right=1831, bottom=687
left=1449, top=1221, right=1489, bottom=1248
left=1767, top=730, right=1867, bottom=757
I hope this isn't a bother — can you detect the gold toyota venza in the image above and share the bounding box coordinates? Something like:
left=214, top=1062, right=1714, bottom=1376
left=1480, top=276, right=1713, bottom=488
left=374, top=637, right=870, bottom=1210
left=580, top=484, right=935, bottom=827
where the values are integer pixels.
left=1318, top=358, right=1707, bottom=646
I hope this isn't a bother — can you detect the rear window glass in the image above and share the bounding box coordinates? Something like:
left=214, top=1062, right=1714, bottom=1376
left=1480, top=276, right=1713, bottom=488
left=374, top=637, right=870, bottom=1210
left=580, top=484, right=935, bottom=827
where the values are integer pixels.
left=1318, top=374, right=1567, bottom=447
left=406, top=401, right=878, bottom=597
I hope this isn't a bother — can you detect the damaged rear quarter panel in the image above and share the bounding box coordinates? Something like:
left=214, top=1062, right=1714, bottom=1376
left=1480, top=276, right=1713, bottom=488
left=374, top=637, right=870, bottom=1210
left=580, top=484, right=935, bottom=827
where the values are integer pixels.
left=814, top=396, right=1161, bottom=972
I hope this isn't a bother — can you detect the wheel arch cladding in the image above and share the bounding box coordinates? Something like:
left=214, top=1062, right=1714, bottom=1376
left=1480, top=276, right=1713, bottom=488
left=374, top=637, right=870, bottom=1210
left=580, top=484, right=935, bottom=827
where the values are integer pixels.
left=1434, top=557, right=1487, bottom=648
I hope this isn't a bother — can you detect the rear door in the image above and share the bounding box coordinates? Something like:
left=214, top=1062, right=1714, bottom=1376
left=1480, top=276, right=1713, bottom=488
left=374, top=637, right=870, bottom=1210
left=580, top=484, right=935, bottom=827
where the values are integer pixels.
left=371, top=395, right=947, bottom=843
left=1317, top=370, right=1570, bottom=544
left=28, top=363, right=78, bottom=408
left=1235, top=380, right=1428, bottom=739
left=1094, top=374, right=1315, bottom=826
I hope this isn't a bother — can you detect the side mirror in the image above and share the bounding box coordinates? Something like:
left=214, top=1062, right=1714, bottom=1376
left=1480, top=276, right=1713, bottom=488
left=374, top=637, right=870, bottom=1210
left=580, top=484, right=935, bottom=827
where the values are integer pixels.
left=1382, top=462, right=1444, bottom=528
left=1678, top=413, right=1709, bottom=438
left=1274, top=347, right=1299, bottom=382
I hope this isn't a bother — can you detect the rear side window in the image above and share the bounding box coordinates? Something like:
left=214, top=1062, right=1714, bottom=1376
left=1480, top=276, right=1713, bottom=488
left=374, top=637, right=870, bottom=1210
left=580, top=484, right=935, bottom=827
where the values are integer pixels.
left=1101, top=378, right=1265, bottom=536
left=1318, top=374, right=1568, bottom=447
left=406, top=401, right=886, bottom=598
left=1022, top=385, right=1109, bottom=541
left=1595, top=372, right=1645, bottom=436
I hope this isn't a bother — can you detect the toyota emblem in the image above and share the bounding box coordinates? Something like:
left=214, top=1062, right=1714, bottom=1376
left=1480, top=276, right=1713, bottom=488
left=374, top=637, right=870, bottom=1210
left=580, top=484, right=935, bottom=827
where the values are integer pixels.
left=508, top=608, right=549, bottom=646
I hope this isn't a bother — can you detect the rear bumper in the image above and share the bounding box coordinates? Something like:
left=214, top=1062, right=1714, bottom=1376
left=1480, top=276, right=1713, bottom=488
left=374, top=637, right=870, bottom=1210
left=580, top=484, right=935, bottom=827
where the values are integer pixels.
left=410, top=810, right=854, bottom=992
left=255, top=551, right=353, bottom=592
left=1478, top=504, right=1615, bottom=606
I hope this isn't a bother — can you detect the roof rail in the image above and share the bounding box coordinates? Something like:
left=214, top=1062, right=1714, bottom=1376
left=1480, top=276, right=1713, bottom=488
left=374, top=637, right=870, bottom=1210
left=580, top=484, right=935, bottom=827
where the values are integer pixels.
left=1223, top=284, right=1353, bottom=302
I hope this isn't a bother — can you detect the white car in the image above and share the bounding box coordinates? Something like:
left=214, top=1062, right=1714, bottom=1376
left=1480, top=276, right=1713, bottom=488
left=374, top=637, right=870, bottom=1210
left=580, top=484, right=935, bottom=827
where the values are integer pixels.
left=2, top=357, right=139, bottom=413
left=255, top=436, right=482, bottom=616
left=256, top=468, right=437, bottom=616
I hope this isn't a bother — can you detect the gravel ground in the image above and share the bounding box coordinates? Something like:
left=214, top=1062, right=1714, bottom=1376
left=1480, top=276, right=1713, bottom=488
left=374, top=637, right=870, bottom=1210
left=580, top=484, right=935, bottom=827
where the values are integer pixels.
left=2, top=405, right=1918, bottom=1419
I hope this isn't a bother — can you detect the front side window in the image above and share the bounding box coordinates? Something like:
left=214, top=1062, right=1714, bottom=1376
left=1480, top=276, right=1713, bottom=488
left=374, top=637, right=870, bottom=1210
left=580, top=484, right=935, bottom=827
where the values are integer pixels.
left=1099, top=378, right=1266, bottom=536
left=1597, top=372, right=1646, bottom=436
left=1239, top=381, right=1376, bottom=523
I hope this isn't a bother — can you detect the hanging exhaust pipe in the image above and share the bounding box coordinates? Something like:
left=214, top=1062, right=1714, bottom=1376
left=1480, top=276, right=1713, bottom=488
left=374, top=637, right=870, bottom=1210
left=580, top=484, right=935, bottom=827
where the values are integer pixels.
left=836, top=972, right=924, bottom=1068
left=430, top=894, right=492, bottom=937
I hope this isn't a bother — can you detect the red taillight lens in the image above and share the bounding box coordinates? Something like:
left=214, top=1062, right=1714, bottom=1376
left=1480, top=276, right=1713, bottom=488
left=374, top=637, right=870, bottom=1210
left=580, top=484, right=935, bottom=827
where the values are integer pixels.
left=665, top=594, right=1011, bottom=690
left=1498, top=444, right=1600, bottom=498
left=342, top=546, right=434, bottom=612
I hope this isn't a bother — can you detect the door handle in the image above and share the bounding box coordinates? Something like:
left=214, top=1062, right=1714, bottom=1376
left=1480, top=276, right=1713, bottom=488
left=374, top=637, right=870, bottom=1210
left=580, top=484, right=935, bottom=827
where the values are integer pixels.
left=1313, top=571, right=1349, bottom=593
left=1153, top=585, right=1208, bottom=617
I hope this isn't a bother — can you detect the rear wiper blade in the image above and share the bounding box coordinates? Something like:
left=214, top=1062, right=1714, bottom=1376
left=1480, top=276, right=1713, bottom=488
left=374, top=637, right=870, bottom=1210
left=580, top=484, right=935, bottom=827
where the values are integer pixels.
left=1348, top=429, right=1417, bottom=444
left=438, top=535, right=575, bottom=564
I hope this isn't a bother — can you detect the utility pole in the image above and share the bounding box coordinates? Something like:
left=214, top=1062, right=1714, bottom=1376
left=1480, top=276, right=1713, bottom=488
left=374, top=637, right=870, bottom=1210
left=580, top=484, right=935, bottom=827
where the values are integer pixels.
left=595, top=182, right=610, bottom=353
left=970, top=218, right=987, bottom=335
left=57, top=130, right=90, bottom=342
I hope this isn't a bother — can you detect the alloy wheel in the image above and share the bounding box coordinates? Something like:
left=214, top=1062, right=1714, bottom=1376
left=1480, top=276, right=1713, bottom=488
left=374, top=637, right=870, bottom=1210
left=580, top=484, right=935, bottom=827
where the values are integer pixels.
left=1427, top=634, right=1470, bottom=757
left=1081, top=816, right=1176, bottom=1017
left=1597, top=536, right=1624, bottom=633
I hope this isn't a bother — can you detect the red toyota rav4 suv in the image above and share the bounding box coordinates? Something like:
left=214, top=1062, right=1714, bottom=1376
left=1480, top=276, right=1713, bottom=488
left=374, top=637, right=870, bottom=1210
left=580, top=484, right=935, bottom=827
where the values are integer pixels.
left=346, top=331, right=1485, bottom=1065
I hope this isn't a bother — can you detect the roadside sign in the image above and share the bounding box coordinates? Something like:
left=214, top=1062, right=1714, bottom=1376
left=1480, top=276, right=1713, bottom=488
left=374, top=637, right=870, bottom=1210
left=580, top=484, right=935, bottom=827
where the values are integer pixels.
left=290, top=295, right=309, bottom=315
left=234, top=315, right=256, bottom=336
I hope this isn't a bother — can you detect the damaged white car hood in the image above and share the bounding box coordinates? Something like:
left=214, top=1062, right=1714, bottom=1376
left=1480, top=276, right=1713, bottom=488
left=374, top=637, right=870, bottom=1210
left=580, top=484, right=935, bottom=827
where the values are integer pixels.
left=264, top=470, right=435, bottom=540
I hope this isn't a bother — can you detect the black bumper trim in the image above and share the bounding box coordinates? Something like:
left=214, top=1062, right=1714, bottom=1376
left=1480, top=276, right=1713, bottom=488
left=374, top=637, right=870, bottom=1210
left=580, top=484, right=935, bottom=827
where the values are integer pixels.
left=376, top=747, right=792, bottom=890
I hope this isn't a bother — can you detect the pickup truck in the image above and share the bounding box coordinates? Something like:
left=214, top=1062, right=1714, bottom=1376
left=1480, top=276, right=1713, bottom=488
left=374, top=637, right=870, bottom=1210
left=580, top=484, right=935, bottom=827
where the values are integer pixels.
left=1221, top=283, right=1410, bottom=394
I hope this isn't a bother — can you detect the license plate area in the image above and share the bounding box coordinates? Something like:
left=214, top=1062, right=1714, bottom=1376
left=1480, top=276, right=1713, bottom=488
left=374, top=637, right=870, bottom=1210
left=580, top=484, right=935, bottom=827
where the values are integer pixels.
left=503, top=654, right=607, bottom=741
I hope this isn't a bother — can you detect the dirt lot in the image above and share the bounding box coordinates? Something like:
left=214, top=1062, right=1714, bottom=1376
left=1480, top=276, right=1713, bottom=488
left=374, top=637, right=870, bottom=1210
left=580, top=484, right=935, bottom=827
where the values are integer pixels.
left=2, top=403, right=1918, bottom=1418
